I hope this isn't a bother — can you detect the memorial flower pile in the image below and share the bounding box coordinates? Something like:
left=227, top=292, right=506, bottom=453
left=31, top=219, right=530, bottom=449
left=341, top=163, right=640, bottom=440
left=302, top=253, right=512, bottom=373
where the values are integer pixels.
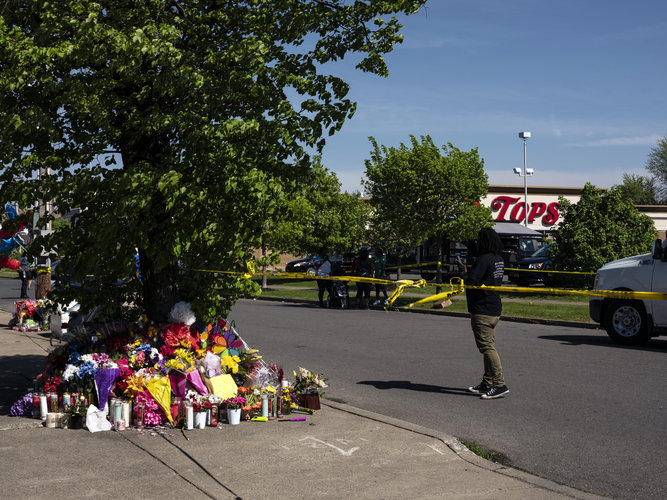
left=26, top=302, right=265, bottom=427
left=12, top=300, right=327, bottom=430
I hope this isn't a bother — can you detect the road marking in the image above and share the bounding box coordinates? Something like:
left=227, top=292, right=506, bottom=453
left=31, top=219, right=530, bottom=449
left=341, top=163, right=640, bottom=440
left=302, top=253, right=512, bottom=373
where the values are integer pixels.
left=300, top=436, right=360, bottom=456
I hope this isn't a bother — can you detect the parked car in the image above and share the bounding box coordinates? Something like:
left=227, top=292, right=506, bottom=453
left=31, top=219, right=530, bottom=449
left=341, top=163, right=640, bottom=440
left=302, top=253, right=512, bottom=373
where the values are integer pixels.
left=285, top=254, right=343, bottom=273
left=509, top=245, right=552, bottom=285
left=285, top=255, right=323, bottom=273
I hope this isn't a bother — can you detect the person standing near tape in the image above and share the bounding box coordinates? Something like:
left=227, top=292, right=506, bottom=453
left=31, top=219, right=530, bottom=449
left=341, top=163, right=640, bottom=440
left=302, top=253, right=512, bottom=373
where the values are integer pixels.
left=373, top=248, right=389, bottom=306
left=458, top=227, right=509, bottom=399
left=315, top=253, right=332, bottom=308
left=354, top=248, right=374, bottom=309
left=19, top=251, right=33, bottom=299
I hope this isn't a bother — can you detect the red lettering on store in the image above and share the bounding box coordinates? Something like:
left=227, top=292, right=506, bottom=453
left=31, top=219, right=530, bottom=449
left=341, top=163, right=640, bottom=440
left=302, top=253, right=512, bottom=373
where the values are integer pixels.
left=528, top=202, right=546, bottom=222
left=490, top=196, right=521, bottom=221
left=510, top=202, right=525, bottom=221
left=544, top=202, right=560, bottom=225
left=490, top=196, right=560, bottom=226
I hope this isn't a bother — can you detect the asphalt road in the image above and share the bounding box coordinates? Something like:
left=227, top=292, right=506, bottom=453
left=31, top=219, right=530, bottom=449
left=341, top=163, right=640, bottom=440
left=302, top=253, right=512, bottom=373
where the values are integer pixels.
left=2, top=275, right=664, bottom=499
left=228, top=299, right=667, bottom=500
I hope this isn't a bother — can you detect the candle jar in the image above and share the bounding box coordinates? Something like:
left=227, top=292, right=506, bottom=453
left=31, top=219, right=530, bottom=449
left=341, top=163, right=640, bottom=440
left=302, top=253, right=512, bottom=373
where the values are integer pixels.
left=32, top=393, right=41, bottom=419
left=134, top=402, right=145, bottom=430
left=39, top=392, right=48, bottom=420
left=48, top=392, right=58, bottom=413
left=261, top=393, right=268, bottom=418
left=170, top=397, right=181, bottom=422
left=59, top=413, right=70, bottom=429
left=209, top=404, right=219, bottom=427
left=62, top=392, right=71, bottom=412
left=184, top=402, right=194, bottom=430
left=45, top=412, right=57, bottom=428
left=121, top=400, right=131, bottom=428
left=113, top=400, right=123, bottom=430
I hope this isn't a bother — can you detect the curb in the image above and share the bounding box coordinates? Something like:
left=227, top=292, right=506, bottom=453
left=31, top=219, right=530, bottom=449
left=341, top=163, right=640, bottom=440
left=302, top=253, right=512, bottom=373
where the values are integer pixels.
left=252, top=296, right=600, bottom=330
left=322, top=399, right=600, bottom=500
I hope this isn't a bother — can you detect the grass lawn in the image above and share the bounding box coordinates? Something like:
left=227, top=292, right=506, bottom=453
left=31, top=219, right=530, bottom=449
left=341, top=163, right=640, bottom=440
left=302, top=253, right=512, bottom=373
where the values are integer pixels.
left=254, top=278, right=593, bottom=323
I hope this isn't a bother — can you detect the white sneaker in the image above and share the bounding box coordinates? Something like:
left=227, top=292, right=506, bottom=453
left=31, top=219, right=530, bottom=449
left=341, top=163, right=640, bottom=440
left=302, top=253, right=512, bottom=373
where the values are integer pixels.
left=372, top=300, right=380, bottom=306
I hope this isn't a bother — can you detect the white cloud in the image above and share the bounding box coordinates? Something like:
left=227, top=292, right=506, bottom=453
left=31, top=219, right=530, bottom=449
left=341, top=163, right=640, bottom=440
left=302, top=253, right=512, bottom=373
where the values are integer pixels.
left=567, top=135, right=662, bottom=147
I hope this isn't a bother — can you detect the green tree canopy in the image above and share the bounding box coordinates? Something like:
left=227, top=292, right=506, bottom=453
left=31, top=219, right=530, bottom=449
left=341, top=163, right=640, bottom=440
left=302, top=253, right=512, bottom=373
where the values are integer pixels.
left=646, top=135, right=667, bottom=202
left=363, top=135, right=492, bottom=269
left=613, top=173, right=657, bottom=205
left=0, top=0, right=426, bottom=322
left=551, top=183, right=656, bottom=272
left=267, top=159, right=370, bottom=257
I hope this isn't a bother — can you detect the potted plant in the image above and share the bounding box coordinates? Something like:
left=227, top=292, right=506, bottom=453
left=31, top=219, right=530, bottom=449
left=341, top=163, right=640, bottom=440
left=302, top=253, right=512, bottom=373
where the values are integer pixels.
left=292, top=367, right=327, bottom=410
left=223, top=396, right=246, bottom=425
left=64, top=396, right=88, bottom=429
left=192, top=401, right=207, bottom=429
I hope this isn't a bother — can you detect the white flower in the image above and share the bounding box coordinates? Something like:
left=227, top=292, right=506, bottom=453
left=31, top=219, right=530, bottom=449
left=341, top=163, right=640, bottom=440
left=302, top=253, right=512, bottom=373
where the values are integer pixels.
left=169, top=301, right=196, bottom=325
left=62, top=364, right=79, bottom=382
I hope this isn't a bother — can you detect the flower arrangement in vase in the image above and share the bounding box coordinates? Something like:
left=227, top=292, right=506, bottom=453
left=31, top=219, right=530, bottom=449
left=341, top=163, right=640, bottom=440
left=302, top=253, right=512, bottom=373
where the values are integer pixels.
left=64, top=395, right=88, bottom=429
left=292, top=367, right=327, bottom=410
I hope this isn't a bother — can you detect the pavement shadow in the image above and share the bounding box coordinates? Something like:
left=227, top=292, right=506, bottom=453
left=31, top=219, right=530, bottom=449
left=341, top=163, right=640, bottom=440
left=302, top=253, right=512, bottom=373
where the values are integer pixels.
left=357, top=379, right=477, bottom=396
left=0, top=354, right=46, bottom=414
left=538, top=334, right=667, bottom=352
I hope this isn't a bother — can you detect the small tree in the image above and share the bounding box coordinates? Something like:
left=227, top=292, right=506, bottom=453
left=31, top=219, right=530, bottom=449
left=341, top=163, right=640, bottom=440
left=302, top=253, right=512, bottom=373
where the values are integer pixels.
left=551, top=183, right=656, bottom=273
left=363, top=135, right=492, bottom=285
left=646, top=135, right=667, bottom=201
left=614, top=173, right=658, bottom=205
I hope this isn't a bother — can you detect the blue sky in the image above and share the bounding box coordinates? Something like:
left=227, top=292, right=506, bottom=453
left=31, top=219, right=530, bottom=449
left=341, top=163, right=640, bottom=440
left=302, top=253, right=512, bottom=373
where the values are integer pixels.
left=318, top=0, right=667, bottom=194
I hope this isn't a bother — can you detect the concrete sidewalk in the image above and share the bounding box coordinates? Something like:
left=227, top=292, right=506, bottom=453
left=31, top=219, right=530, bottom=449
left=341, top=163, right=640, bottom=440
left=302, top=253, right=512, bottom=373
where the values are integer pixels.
left=0, top=312, right=596, bottom=499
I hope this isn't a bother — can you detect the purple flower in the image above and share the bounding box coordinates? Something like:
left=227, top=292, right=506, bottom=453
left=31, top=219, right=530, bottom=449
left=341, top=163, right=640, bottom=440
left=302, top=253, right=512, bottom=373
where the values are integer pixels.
left=10, top=392, right=34, bottom=417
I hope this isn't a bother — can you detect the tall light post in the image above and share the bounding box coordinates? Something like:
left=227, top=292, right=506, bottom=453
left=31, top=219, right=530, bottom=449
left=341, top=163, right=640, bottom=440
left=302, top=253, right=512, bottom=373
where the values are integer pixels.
left=513, top=131, right=533, bottom=226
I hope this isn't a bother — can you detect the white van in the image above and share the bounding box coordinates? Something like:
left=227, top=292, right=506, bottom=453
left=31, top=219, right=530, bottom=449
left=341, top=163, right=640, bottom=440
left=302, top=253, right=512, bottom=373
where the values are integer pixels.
left=589, top=239, right=667, bottom=345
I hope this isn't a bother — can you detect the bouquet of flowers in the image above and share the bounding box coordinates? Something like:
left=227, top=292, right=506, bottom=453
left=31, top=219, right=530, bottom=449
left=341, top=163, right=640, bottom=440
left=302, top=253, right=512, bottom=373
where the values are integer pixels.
left=292, top=367, right=328, bottom=395
left=224, top=396, right=246, bottom=409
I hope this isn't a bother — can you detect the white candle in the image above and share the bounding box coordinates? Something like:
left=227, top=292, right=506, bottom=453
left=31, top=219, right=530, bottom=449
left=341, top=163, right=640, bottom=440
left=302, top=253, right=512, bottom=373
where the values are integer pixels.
left=121, top=401, right=131, bottom=427
left=45, top=412, right=57, bottom=428
left=39, top=394, right=48, bottom=420
left=185, top=405, right=194, bottom=430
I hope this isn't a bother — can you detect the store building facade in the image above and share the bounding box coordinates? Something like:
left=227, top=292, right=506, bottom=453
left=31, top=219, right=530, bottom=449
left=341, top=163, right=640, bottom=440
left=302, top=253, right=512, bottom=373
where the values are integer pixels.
left=482, top=185, right=667, bottom=239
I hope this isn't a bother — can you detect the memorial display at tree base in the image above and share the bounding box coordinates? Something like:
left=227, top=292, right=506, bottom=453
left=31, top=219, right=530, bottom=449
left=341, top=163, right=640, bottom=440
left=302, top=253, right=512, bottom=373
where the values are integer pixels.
left=10, top=301, right=327, bottom=432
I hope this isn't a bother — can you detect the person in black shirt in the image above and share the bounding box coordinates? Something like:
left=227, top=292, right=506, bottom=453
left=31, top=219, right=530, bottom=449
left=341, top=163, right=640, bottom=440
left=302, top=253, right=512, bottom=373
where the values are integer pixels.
left=458, top=228, right=509, bottom=399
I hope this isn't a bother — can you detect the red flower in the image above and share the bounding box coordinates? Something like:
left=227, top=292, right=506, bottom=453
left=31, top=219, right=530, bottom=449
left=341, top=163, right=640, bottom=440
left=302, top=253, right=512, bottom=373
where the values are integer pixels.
left=164, top=331, right=180, bottom=348
left=203, top=401, right=211, bottom=409
left=159, top=345, right=175, bottom=357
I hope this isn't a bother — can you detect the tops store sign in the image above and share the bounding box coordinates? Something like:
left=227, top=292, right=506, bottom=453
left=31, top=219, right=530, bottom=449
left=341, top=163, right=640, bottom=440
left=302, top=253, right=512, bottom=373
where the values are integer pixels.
left=481, top=187, right=585, bottom=231
left=490, top=196, right=560, bottom=226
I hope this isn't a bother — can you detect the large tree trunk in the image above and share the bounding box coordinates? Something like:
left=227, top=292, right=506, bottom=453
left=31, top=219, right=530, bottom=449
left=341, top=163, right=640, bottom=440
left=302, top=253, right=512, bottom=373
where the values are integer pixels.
left=138, top=247, right=181, bottom=322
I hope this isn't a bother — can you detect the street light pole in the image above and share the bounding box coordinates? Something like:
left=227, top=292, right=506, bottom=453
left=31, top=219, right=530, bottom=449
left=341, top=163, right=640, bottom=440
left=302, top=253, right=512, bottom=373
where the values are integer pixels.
left=518, top=131, right=531, bottom=226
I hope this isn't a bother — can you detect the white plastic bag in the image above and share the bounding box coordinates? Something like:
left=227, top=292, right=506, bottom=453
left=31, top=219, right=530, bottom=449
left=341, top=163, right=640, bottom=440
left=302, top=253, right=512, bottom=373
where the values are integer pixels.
left=86, top=404, right=113, bottom=433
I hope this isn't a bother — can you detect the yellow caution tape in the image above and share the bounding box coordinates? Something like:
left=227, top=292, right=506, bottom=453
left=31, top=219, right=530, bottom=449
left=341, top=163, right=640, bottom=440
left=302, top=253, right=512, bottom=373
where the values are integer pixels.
left=466, top=284, right=667, bottom=300
left=407, top=282, right=667, bottom=307
left=386, top=279, right=427, bottom=307
left=192, top=263, right=667, bottom=308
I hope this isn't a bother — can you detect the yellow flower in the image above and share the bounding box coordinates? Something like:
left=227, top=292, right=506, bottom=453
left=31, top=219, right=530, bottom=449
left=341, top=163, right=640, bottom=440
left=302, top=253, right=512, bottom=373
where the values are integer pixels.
left=124, top=375, right=145, bottom=400
left=221, top=354, right=240, bottom=374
